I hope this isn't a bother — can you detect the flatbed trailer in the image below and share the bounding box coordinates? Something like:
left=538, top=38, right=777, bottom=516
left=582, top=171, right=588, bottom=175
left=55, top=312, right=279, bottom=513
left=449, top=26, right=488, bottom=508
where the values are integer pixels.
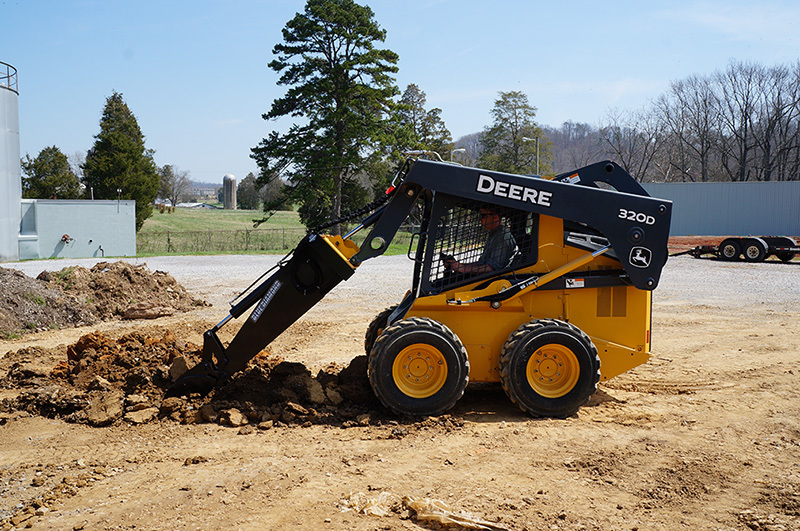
left=674, top=236, right=799, bottom=262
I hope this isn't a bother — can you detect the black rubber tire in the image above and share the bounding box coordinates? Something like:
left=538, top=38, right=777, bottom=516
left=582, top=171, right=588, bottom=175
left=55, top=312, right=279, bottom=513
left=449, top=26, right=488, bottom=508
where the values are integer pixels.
left=743, top=239, right=767, bottom=262
left=499, top=319, right=600, bottom=418
left=718, top=239, right=740, bottom=261
left=364, top=305, right=398, bottom=356
left=776, top=252, right=796, bottom=263
left=368, top=317, right=469, bottom=417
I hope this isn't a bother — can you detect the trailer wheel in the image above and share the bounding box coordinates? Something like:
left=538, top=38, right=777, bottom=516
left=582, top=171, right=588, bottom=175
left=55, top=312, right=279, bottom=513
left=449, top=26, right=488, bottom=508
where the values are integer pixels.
left=719, top=239, right=740, bottom=261
left=368, top=317, right=469, bottom=416
left=743, top=239, right=767, bottom=262
left=499, top=319, right=600, bottom=418
left=776, top=252, right=795, bottom=262
left=364, top=305, right=398, bottom=356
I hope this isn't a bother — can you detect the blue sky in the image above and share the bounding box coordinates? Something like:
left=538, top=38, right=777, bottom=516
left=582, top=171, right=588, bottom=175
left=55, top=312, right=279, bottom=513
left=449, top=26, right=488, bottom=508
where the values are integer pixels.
left=3, top=0, right=798, bottom=183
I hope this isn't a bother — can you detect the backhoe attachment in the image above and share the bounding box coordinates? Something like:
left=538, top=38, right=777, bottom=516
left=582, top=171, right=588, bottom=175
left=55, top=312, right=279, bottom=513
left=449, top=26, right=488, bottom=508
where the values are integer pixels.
left=167, top=234, right=359, bottom=396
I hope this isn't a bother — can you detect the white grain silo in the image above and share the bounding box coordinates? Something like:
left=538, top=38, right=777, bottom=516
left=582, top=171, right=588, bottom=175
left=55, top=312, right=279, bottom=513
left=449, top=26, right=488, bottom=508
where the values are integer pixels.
left=0, top=61, right=21, bottom=262
left=223, top=174, right=237, bottom=210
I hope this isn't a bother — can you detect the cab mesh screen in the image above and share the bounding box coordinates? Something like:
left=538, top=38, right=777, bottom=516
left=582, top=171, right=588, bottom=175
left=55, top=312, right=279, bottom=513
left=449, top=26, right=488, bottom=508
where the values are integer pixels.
left=428, top=200, right=530, bottom=289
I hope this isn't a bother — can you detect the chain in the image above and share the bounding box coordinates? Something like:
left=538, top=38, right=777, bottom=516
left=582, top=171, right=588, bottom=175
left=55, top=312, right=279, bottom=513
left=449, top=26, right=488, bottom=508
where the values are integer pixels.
left=310, top=158, right=415, bottom=233
left=311, top=190, right=395, bottom=233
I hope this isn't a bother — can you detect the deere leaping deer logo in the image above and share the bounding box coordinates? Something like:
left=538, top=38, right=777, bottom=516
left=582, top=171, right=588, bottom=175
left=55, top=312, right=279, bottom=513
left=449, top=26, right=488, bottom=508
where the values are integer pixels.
left=629, top=247, right=652, bottom=268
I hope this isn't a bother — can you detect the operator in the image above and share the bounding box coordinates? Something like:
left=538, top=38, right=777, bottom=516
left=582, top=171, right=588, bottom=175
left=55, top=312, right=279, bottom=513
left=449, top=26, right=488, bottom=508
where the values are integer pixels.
left=444, top=207, right=517, bottom=274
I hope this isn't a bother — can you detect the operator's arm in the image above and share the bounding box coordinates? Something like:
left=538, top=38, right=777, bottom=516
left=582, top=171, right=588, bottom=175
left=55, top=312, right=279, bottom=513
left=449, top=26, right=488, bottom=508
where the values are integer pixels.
left=445, top=227, right=516, bottom=275
left=445, top=259, right=494, bottom=275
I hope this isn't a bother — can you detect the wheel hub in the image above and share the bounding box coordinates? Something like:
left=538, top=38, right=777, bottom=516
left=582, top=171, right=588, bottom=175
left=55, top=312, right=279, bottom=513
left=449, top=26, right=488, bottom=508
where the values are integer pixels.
left=526, top=344, right=580, bottom=398
left=392, top=343, right=447, bottom=399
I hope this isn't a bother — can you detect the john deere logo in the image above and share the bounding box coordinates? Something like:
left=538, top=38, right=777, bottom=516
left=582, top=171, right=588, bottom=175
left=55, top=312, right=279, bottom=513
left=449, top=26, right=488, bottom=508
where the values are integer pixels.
left=629, top=247, right=652, bottom=268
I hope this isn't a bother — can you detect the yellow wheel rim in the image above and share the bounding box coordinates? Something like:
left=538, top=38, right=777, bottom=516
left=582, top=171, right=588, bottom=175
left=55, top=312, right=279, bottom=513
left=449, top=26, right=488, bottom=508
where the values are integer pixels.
left=526, top=343, right=580, bottom=398
left=392, top=343, right=448, bottom=399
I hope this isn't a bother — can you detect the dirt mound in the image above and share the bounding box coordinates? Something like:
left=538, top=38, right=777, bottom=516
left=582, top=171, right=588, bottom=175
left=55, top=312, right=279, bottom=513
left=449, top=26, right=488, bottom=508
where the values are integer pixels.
left=0, top=268, right=96, bottom=338
left=0, top=330, right=394, bottom=429
left=0, top=261, right=205, bottom=338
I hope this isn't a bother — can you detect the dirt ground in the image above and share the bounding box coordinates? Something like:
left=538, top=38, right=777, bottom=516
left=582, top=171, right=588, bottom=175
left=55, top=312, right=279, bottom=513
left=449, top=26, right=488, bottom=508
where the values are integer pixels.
left=1, top=243, right=799, bottom=531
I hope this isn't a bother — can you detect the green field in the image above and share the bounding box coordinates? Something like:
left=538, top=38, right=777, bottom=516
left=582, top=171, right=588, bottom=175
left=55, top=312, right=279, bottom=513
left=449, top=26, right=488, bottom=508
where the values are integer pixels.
left=141, top=207, right=303, bottom=232
left=137, top=207, right=412, bottom=256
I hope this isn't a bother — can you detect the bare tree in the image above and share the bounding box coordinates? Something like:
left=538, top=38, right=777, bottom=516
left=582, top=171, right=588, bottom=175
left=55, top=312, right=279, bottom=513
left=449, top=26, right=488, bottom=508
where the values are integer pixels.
left=655, top=75, right=719, bottom=182
left=159, top=165, right=192, bottom=208
left=543, top=121, right=604, bottom=174
left=714, top=61, right=762, bottom=181
left=750, top=64, right=800, bottom=181
left=599, top=107, right=664, bottom=182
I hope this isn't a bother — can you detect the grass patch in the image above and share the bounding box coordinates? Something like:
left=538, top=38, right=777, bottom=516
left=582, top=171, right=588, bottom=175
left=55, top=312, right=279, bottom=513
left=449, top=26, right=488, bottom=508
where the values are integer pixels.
left=137, top=206, right=413, bottom=257
left=23, top=292, right=47, bottom=306
left=51, top=266, right=77, bottom=289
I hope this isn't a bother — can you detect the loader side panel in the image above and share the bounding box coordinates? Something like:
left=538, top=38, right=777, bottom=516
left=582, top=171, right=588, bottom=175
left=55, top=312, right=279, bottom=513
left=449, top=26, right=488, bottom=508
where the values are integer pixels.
left=405, top=285, right=651, bottom=384
left=404, top=211, right=652, bottom=384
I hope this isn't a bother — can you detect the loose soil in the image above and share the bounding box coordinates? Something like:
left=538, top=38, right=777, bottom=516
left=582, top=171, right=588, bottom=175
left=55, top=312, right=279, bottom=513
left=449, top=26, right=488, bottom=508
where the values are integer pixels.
left=0, top=243, right=799, bottom=530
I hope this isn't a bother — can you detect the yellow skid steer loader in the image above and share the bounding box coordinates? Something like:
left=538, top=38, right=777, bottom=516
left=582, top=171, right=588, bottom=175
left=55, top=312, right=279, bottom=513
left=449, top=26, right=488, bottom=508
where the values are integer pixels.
left=169, top=157, right=672, bottom=418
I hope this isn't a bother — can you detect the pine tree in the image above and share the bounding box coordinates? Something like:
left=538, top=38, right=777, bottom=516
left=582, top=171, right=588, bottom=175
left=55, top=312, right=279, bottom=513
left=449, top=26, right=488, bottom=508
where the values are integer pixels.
left=479, top=91, right=548, bottom=175
left=396, top=84, right=452, bottom=156
left=82, top=92, right=160, bottom=231
left=251, top=0, right=399, bottom=232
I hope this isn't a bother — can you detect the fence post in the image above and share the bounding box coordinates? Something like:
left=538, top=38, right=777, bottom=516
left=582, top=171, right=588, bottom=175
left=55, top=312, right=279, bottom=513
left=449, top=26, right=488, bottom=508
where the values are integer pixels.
left=167, top=231, right=171, bottom=253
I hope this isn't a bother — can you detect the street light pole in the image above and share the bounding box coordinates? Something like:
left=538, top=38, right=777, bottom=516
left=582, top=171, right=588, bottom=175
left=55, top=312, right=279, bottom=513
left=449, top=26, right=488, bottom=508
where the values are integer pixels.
left=522, top=137, right=539, bottom=175
left=450, top=147, right=466, bottom=162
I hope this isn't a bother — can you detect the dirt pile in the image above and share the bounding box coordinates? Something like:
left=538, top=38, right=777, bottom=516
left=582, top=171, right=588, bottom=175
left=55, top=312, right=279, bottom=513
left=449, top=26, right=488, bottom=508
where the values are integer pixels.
left=0, top=261, right=205, bottom=338
left=0, top=268, right=96, bottom=338
left=0, top=329, right=396, bottom=429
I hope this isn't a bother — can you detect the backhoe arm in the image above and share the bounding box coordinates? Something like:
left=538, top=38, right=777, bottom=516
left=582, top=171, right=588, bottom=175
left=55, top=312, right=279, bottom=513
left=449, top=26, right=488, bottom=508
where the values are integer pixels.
left=167, top=187, right=418, bottom=397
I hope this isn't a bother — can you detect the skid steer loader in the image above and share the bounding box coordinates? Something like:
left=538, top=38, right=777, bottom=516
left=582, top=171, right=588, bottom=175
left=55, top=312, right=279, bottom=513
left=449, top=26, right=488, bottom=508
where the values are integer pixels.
left=169, top=156, right=672, bottom=418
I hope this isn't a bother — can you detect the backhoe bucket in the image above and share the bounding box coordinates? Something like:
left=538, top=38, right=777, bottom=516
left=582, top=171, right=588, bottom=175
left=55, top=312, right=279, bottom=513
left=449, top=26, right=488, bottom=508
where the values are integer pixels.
left=167, top=234, right=359, bottom=396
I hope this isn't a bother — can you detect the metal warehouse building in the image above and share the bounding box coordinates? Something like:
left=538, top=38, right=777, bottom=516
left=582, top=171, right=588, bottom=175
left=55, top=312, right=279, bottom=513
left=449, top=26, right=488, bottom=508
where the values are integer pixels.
left=643, top=181, right=800, bottom=236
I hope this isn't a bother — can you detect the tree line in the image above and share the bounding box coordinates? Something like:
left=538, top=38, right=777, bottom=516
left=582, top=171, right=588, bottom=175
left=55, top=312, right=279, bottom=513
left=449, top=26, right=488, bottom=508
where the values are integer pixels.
left=20, top=0, right=800, bottom=235
left=542, top=60, right=800, bottom=183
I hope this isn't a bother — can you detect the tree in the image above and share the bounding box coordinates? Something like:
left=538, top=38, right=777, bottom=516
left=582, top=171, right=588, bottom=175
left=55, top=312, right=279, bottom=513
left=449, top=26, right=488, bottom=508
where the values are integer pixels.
left=251, top=0, right=399, bottom=232
left=82, top=91, right=160, bottom=231
left=715, top=61, right=760, bottom=182
left=654, top=76, right=720, bottom=182
left=542, top=121, right=604, bottom=174
left=478, top=91, right=548, bottom=174
left=237, top=173, right=261, bottom=210
left=159, top=165, right=192, bottom=208
left=599, top=107, right=664, bottom=182
left=20, top=146, right=81, bottom=199
left=396, top=83, right=452, bottom=156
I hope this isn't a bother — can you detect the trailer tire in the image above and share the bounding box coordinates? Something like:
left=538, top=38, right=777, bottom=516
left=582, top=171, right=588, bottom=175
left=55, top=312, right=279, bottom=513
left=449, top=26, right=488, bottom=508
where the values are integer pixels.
left=743, top=238, right=767, bottom=262
left=776, top=252, right=795, bottom=262
left=719, top=239, right=740, bottom=261
left=500, top=319, right=600, bottom=418
left=364, top=305, right=398, bottom=356
left=369, top=317, right=469, bottom=417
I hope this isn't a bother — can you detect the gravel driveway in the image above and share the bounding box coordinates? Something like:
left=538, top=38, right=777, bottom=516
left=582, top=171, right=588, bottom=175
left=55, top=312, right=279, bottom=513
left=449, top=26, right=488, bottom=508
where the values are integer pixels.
left=4, top=253, right=799, bottom=312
